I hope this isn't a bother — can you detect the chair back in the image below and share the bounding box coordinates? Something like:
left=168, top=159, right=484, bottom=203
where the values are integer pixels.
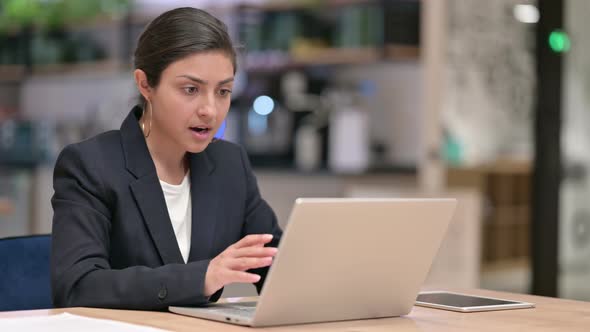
left=0, top=234, right=52, bottom=311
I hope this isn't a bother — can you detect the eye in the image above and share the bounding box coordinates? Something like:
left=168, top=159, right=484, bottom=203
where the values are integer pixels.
left=218, top=89, right=232, bottom=97
left=183, top=86, right=198, bottom=95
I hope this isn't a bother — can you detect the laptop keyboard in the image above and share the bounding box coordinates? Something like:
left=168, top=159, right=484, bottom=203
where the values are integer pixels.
left=211, top=302, right=257, bottom=318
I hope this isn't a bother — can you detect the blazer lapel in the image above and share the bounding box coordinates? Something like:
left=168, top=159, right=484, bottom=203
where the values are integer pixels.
left=187, top=150, right=219, bottom=262
left=121, top=107, right=184, bottom=265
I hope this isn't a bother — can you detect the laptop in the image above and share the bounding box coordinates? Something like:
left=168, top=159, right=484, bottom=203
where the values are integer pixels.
left=169, top=197, right=457, bottom=327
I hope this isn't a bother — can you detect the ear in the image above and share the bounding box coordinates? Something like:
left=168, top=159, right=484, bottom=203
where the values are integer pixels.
left=134, top=69, right=152, bottom=102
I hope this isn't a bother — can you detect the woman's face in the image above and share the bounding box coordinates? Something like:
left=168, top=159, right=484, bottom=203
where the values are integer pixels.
left=146, top=51, right=234, bottom=154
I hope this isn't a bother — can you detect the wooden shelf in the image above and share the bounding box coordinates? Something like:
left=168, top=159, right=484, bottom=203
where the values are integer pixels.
left=448, top=159, right=531, bottom=175
left=0, top=60, right=124, bottom=81
left=292, top=47, right=380, bottom=65
left=244, top=45, right=419, bottom=72
left=30, top=60, right=123, bottom=77
left=0, top=14, right=125, bottom=35
left=481, top=257, right=530, bottom=273
left=244, top=47, right=379, bottom=72
left=61, top=15, right=126, bottom=30
left=0, top=65, right=27, bottom=83
left=239, top=0, right=377, bottom=12
left=385, top=44, right=420, bottom=61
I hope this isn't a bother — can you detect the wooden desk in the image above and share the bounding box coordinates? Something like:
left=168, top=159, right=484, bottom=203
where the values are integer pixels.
left=1, top=289, right=588, bottom=331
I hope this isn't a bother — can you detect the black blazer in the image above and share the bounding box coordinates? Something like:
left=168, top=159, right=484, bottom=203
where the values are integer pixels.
left=50, top=106, right=282, bottom=310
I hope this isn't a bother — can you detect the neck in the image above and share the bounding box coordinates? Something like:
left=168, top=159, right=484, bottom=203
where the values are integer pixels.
left=143, top=121, right=188, bottom=185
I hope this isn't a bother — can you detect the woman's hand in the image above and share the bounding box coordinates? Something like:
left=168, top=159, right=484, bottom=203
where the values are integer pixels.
left=204, top=234, right=277, bottom=296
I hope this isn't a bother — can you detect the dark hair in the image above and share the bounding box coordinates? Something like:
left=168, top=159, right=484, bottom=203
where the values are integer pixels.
left=134, top=7, right=237, bottom=105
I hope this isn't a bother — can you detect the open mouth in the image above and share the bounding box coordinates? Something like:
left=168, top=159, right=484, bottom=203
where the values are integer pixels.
left=190, top=126, right=211, bottom=134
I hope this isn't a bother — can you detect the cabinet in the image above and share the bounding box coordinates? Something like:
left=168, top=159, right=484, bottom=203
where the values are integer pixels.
left=447, top=161, right=531, bottom=265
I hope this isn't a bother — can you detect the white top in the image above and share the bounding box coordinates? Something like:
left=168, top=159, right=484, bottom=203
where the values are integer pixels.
left=159, top=172, right=192, bottom=263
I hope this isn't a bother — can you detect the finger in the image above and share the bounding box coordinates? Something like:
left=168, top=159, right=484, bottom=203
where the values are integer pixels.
left=232, top=246, right=278, bottom=258
left=227, top=257, right=273, bottom=271
left=225, top=270, right=261, bottom=284
left=233, top=234, right=273, bottom=249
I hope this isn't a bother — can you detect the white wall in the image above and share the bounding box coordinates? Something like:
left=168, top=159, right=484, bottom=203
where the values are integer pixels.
left=21, top=72, right=135, bottom=127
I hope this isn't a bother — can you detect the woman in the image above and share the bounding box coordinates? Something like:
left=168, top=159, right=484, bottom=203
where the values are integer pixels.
left=50, top=7, right=282, bottom=310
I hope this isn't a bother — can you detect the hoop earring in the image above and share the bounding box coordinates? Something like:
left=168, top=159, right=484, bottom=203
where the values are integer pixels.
left=142, top=100, right=152, bottom=138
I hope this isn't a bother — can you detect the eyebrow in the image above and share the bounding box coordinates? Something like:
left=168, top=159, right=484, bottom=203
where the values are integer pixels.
left=177, top=75, right=234, bottom=85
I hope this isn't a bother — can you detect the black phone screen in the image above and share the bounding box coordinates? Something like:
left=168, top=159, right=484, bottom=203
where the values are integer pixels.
left=417, top=292, right=521, bottom=308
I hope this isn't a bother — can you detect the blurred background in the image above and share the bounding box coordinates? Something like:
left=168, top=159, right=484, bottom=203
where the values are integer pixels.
left=0, top=0, right=588, bottom=301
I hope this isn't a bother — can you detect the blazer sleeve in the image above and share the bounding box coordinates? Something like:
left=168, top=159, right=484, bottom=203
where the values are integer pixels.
left=51, top=144, right=212, bottom=310
left=238, top=146, right=283, bottom=294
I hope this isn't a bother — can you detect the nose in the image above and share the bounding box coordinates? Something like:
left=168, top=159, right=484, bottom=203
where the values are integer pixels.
left=197, top=92, right=216, bottom=120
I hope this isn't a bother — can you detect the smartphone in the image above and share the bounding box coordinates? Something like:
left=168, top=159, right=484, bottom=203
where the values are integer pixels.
left=415, top=291, right=535, bottom=312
